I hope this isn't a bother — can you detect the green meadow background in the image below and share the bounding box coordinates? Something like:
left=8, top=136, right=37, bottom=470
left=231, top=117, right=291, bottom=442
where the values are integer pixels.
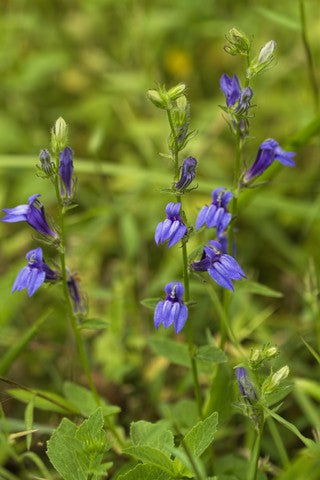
left=0, top=0, right=319, bottom=478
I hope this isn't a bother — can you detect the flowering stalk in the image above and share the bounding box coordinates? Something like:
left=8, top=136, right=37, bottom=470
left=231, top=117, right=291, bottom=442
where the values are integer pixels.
left=52, top=147, right=100, bottom=405
left=247, top=422, right=264, bottom=480
left=166, top=108, right=203, bottom=417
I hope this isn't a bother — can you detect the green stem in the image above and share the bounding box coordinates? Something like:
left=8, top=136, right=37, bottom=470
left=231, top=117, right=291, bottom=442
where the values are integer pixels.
left=53, top=162, right=125, bottom=449
left=228, top=126, right=241, bottom=256
left=53, top=169, right=100, bottom=404
left=266, top=417, right=289, bottom=468
left=299, top=0, right=319, bottom=112
left=166, top=107, right=202, bottom=417
left=247, top=423, right=264, bottom=480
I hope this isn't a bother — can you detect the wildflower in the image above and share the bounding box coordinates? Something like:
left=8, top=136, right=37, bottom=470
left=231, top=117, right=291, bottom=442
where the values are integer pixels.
left=192, top=240, right=246, bottom=291
left=12, top=247, right=58, bottom=297
left=154, top=281, right=188, bottom=333
left=2, top=194, right=57, bottom=237
left=59, top=146, right=74, bottom=197
left=220, top=74, right=253, bottom=113
left=235, top=367, right=257, bottom=402
left=196, top=188, right=232, bottom=234
left=67, top=273, right=85, bottom=314
left=243, top=138, right=295, bottom=184
left=175, top=156, right=197, bottom=191
left=39, top=149, right=54, bottom=177
left=155, top=202, right=187, bottom=248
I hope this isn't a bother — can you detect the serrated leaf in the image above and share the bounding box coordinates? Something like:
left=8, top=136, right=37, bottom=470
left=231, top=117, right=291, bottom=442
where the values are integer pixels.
left=130, top=420, right=174, bottom=456
left=236, top=281, right=283, bottom=298
left=118, top=463, right=173, bottom=480
left=25, top=396, right=34, bottom=450
left=183, top=412, right=218, bottom=458
left=47, top=408, right=110, bottom=480
left=140, top=298, right=161, bottom=309
left=63, top=382, right=120, bottom=417
left=148, top=337, right=190, bottom=367
left=78, top=318, right=109, bottom=330
left=195, top=345, right=227, bottom=364
left=123, top=446, right=174, bottom=473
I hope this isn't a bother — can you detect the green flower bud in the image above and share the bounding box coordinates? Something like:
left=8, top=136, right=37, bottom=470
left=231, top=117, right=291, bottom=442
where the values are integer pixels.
left=224, top=28, right=251, bottom=56
left=51, top=117, right=68, bottom=154
left=246, top=40, right=277, bottom=79
left=147, top=89, right=166, bottom=109
left=265, top=346, right=278, bottom=359
left=262, top=365, right=289, bottom=394
left=167, top=83, right=186, bottom=101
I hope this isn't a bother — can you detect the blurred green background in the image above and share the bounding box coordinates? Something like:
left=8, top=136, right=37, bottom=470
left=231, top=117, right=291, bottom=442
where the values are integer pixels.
left=0, top=0, right=319, bottom=468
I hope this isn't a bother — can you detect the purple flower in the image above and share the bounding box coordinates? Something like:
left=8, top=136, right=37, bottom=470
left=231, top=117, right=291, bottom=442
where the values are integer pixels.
left=59, top=146, right=74, bottom=197
left=235, top=367, right=257, bottom=402
left=155, top=202, right=187, bottom=248
left=12, top=247, right=58, bottom=297
left=192, top=240, right=246, bottom=291
left=154, top=282, right=188, bottom=333
left=175, top=156, right=197, bottom=191
left=2, top=194, right=57, bottom=237
left=67, top=273, right=85, bottom=313
left=196, top=188, right=232, bottom=234
left=220, top=74, right=242, bottom=107
left=220, top=74, right=253, bottom=112
left=243, top=138, right=296, bottom=184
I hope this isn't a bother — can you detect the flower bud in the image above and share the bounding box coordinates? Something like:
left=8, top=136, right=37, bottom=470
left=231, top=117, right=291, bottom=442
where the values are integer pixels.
left=224, top=28, right=251, bottom=56
left=39, top=149, right=55, bottom=177
left=265, top=346, right=278, bottom=359
left=258, top=40, right=276, bottom=64
left=167, top=83, right=186, bottom=101
left=262, top=365, right=289, bottom=394
left=147, top=89, right=167, bottom=109
left=51, top=117, right=68, bottom=154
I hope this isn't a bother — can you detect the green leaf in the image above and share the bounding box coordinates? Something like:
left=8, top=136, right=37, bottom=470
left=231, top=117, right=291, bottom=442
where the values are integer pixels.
left=118, top=464, right=173, bottom=480
left=123, top=446, right=174, bottom=473
left=195, top=345, right=227, bottom=364
left=236, top=281, right=283, bottom=298
left=148, top=337, right=190, bottom=367
left=24, top=397, right=34, bottom=451
left=183, top=412, right=218, bottom=457
left=47, top=408, right=110, bottom=480
left=63, top=382, right=120, bottom=417
left=130, top=420, right=174, bottom=456
left=78, top=318, right=109, bottom=330
left=8, top=388, right=77, bottom=414
left=140, top=298, right=161, bottom=310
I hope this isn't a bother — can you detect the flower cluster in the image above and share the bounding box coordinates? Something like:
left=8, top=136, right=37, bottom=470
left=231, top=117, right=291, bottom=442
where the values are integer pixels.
left=1, top=118, right=78, bottom=304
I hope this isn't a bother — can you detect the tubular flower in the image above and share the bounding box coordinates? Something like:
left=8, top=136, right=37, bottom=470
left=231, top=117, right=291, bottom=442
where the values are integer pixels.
left=154, top=282, right=188, bottom=333
left=67, top=273, right=85, bottom=314
left=155, top=202, right=187, bottom=248
left=243, top=138, right=296, bottom=184
left=220, top=74, right=253, bottom=113
left=175, top=156, right=197, bottom=191
left=2, top=194, right=57, bottom=237
left=235, top=367, right=257, bottom=402
left=59, top=146, right=74, bottom=197
left=12, top=247, right=58, bottom=297
left=192, top=240, right=246, bottom=291
left=196, top=188, right=232, bottom=234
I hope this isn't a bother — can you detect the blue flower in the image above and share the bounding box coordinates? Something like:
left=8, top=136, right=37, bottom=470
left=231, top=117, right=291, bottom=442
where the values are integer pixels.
left=192, top=240, right=246, bottom=291
left=154, top=282, right=188, bottom=333
left=59, top=146, right=74, bottom=197
left=220, top=74, right=253, bottom=113
left=175, top=156, right=197, bottom=191
left=12, top=247, right=58, bottom=296
left=235, top=367, right=257, bottom=402
left=2, top=194, right=57, bottom=237
left=220, top=74, right=242, bottom=107
left=155, top=202, right=187, bottom=248
left=67, top=273, right=85, bottom=313
left=196, top=188, right=232, bottom=234
left=243, top=138, right=296, bottom=184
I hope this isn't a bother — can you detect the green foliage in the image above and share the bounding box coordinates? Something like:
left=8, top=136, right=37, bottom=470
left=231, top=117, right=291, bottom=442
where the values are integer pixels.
left=47, top=408, right=111, bottom=480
